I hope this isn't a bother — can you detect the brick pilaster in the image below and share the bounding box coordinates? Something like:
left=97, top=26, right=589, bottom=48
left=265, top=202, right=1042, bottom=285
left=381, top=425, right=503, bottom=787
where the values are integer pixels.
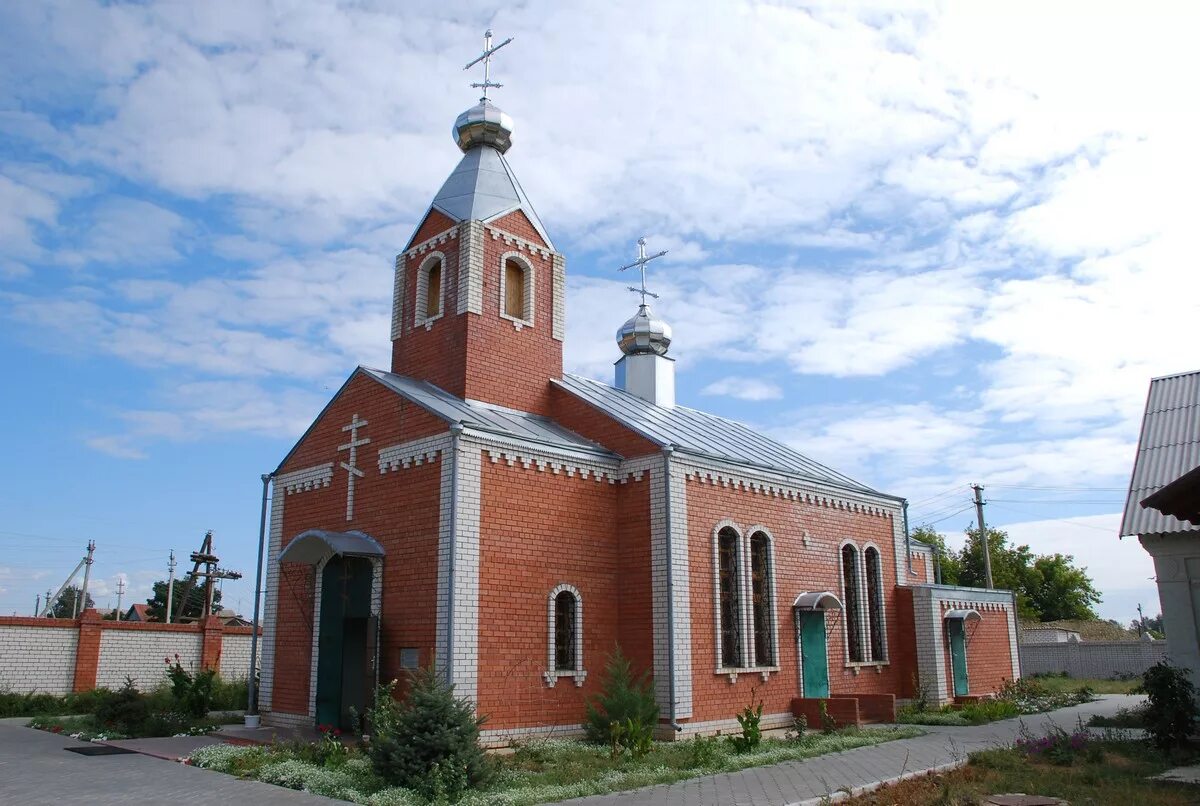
left=73, top=609, right=102, bottom=692
left=200, top=616, right=224, bottom=671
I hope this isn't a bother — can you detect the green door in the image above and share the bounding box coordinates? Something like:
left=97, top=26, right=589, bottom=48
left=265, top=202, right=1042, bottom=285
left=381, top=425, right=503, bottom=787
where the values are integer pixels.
left=799, top=611, right=830, bottom=698
left=315, top=556, right=374, bottom=728
left=948, top=618, right=969, bottom=697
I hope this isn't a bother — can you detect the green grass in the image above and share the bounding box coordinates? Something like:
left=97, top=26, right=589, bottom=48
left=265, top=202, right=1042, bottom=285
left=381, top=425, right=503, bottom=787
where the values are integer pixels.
left=189, top=727, right=924, bottom=805
left=1028, top=673, right=1141, bottom=695
left=841, top=738, right=1197, bottom=805
left=1, top=677, right=248, bottom=718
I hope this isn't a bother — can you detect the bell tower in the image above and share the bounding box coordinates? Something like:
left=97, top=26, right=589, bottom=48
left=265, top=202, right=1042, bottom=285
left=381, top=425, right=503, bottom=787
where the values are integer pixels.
left=389, top=32, right=565, bottom=415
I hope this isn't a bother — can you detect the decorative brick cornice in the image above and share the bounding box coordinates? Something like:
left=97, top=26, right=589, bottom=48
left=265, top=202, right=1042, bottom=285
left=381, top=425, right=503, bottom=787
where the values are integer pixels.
left=277, top=463, right=333, bottom=495
left=402, top=225, right=458, bottom=259
left=377, top=435, right=450, bottom=474
left=485, top=225, right=553, bottom=261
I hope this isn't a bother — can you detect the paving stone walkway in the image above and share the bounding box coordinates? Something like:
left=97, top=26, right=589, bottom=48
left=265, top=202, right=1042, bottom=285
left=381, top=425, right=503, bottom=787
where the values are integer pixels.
left=562, top=695, right=1145, bottom=806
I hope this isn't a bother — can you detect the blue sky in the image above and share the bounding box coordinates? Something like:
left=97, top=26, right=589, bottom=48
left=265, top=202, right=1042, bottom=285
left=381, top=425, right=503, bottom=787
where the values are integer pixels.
left=2, top=1, right=1195, bottom=624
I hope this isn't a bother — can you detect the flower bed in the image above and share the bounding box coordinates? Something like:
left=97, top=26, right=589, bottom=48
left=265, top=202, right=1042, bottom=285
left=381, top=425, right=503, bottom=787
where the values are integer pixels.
left=897, top=676, right=1095, bottom=726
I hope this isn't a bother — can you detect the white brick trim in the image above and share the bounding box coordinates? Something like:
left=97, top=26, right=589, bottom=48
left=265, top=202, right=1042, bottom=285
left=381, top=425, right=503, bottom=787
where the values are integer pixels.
left=377, top=434, right=449, bottom=474
left=862, top=542, right=890, bottom=663
left=402, top=223, right=458, bottom=259
left=745, top=525, right=780, bottom=670
left=413, top=251, right=447, bottom=329
left=485, top=224, right=554, bottom=261
left=551, top=252, right=566, bottom=341
left=436, top=436, right=482, bottom=703
left=543, top=583, right=586, bottom=687
left=390, top=253, right=405, bottom=341
left=279, top=463, right=333, bottom=495
left=711, top=520, right=743, bottom=674
left=498, top=251, right=535, bottom=329
left=458, top=221, right=484, bottom=315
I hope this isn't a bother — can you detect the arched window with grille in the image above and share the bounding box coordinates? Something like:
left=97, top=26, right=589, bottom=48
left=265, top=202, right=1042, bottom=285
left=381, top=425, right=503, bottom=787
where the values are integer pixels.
left=749, top=531, right=776, bottom=666
left=717, top=526, right=742, bottom=668
left=841, top=543, right=866, bottom=662
left=544, top=584, right=586, bottom=687
left=865, top=546, right=886, bottom=661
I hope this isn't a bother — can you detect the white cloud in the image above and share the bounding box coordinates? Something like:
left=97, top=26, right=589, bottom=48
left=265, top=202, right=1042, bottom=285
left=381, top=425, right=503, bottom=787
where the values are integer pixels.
left=85, top=435, right=148, bottom=460
left=702, top=376, right=783, bottom=402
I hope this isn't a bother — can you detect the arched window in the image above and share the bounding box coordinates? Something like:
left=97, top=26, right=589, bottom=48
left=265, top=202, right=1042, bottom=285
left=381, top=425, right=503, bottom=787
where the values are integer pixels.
left=415, top=254, right=444, bottom=325
left=500, top=254, right=533, bottom=325
left=750, top=531, right=775, bottom=666
left=717, top=527, right=742, bottom=668
left=841, top=544, right=866, bottom=662
left=544, top=584, right=586, bottom=687
left=865, top=546, right=886, bottom=661
left=554, top=590, right=576, bottom=670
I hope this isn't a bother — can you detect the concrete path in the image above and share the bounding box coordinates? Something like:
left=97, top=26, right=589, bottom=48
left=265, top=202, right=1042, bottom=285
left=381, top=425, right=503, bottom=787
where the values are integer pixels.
left=562, top=695, right=1145, bottom=806
left=0, top=718, right=343, bottom=806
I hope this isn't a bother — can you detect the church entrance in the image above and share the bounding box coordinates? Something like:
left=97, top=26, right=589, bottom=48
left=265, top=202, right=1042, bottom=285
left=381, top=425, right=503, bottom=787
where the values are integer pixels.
left=947, top=618, right=969, bottom=696
left=316, top=555, right=376, bottom=729
left=798, top=611, right=830, bottom=698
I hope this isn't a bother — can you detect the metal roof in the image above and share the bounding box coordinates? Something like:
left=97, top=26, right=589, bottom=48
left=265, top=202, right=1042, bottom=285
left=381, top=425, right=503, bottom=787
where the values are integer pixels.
left=362, top=367, right=609, bottom=457
left=429, top=145, right=555, bottom=249
left=1121, top=369, right=1200, bottom=536
left=554, top=374, right=887, bottom=497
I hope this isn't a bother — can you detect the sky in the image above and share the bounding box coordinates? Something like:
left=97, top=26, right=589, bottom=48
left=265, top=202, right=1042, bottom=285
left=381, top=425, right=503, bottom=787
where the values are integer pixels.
left=1, top=1, right=1195, bottom=625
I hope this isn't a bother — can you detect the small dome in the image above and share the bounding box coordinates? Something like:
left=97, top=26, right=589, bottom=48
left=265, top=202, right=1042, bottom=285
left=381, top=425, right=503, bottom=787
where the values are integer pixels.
left=454, top=99, right=514, bottom=154
left=617, top=304, right=672, bottom=357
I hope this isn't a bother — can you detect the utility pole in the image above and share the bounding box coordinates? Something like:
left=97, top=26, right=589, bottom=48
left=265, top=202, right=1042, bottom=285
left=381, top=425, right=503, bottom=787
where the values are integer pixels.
left=972, top=483, right=995, bottom=589
left=165, top=550, right=177, bottom=624
left=115, top=578, right=126, bottom=620
left=1137, top=603, right=1146, bottom=637
left=44, top=589, right=52, bottom=618
left=77, top=540, right=95, bottom=618
left=34, top=594, right=40, bottom=616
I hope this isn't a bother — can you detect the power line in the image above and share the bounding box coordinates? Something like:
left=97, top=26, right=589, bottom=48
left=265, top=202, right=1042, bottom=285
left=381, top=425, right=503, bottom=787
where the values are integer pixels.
left=988, top=499, right=1124, bottom=505
left=988, top=484, right=1127, bottom=492
left=921, top=505, right=976, bottom=527
left=908, top=483, right=970, bottom=509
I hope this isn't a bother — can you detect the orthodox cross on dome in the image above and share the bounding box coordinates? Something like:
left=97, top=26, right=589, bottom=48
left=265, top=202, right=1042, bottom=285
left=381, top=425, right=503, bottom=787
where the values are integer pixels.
left=464, top=28, right=514, bottom=101
left=618, top=237, right=669, bottom=307
left=337, top=414, right=370, bottom=521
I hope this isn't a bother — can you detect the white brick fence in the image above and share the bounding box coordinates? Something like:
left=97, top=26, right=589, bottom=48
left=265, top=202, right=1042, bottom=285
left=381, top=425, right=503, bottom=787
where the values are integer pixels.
left=0, top=611, right=259, bottom=695
left=1020, top=639, right=1167, bottom=679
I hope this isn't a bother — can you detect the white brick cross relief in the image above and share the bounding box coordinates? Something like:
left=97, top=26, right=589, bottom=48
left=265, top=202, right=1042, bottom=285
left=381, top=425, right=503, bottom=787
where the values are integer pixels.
left=338, top=414, right=370, bottom=521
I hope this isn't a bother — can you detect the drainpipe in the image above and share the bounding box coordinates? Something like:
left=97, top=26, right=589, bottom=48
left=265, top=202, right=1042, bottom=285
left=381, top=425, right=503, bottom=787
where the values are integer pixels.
left=662, top=446, right=682, bottom=733
left=247, top=472, right=273, bottom=722
left=902, top=499, right=913, bottom=577
left=446, top=423, right=463, bottom=686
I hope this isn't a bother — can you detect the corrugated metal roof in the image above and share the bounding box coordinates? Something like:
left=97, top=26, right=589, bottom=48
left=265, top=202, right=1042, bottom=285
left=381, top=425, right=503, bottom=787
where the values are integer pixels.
left=362, top=367, right=609, bottom=457
left=555, top=374, right=889, bottom=497
left=429, top=146, right=555, bottom=249
left=1121, top=369, right=1200, bottom=536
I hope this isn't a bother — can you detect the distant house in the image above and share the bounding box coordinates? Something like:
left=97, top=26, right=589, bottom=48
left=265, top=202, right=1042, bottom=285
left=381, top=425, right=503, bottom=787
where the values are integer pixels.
left=1022, top=627, right=1082, bottom=644
left=123, top=603, right=152, bottom=622
left=1122, top=370, right=1200, bottom=684
left=215, top=609, right=252, bottom=627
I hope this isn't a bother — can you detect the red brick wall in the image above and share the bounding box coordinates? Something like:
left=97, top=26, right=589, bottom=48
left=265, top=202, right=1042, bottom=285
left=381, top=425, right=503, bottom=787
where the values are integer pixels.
left=891, top=587, right=918, bottom=698
left=272, top=373, right=446, bottom=717
left=475, top=460, right=622, bottom=730
left=550, top=386, right=661, bottom=459
left=944, top=610, right=1016, bottom=698
left=490, top=210, right=548, bottom=248
left=390, top=234, right=470, bottom=397
left=616, top=478, right=654, bottom=678
left=684, top=479, right=905, bottom=723
left=406, top=209, right=458, bottom=250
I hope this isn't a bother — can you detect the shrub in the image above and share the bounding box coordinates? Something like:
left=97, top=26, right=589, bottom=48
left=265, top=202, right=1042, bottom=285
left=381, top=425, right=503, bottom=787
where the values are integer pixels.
left=1015, top=722, right=1096, bottom=766
left=959, top=698, right=1020, bottom=724
left=94, top=678, right=151, bottom=735
left=367, top=670, right=490, bottom=801
left=818, top=700, right=836, bottom=733
left=164, top=655, right=217, bottom=717
left=1140, top=660, right=1198, bottom=752
left=683, top=734, right=723, bottom=767
left=727, top=688, right=763, bottom=753
left=584, top=645, right=659, bottom=745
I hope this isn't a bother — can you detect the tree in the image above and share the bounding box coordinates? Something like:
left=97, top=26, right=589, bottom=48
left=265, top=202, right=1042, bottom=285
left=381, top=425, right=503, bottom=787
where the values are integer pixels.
left=50, top=585, right=93, bottom=618
left=910, top=526, right=960, bottom=584
left=1027, top=553, right=1101, bottom=621
left=145, top=579, right=221, bottom=622
left=1131, top=612, right=1165, bottom=638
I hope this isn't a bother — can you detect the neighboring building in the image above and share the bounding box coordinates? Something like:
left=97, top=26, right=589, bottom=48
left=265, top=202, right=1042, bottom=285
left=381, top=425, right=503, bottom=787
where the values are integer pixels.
left=123, top=603, right=152, bottom=622
left=1123, top=369, right=1200, bottom=684
left=1022, top=627, right=1082, bottom=644
left=215, top=609, right=253, bottom=627
left=257, top=80, right=1022, bottom=740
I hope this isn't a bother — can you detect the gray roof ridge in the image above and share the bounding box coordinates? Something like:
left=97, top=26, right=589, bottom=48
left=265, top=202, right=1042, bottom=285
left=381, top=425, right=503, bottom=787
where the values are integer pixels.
left=1150, top=367, right=1200, bottom=383
left=556, top=373, right=888, bottom=498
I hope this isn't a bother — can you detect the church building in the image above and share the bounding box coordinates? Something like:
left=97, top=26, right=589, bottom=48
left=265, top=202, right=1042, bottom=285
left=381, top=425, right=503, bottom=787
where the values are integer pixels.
left=258, top=42, right=1021, bottom=742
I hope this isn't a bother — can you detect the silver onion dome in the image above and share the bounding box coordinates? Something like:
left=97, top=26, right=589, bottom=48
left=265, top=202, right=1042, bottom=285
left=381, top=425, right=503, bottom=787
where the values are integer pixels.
left=454, top=99, right=514, bottom=154
left=617, top=304, right=672, bottom=357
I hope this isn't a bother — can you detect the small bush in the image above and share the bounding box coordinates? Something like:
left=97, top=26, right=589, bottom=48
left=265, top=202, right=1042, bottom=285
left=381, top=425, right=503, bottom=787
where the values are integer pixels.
left=682, top=734, right=723, bottom=767
left=727, top=688, right=763, bottom=753
left=608, top=717, right=654, bottom=759
left=1015, top=722, right=1097, bottom=766
left=584, top=646, right=659, bottom=745
left=959, top=698, right=1020, bottom=724
left=94, top=678, right=151, bottom=735
left=367, top=670, right=490, bottom=801
left=1140, top=660, right=1198, bottom=752
left=164, top=655, right=217, bottom=717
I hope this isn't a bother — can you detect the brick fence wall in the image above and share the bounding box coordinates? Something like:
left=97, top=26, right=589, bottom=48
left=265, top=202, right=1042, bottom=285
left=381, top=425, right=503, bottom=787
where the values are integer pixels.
left=0, top=610, right=259, bottom=695
left=1020, top=639, right=1167, bottom=679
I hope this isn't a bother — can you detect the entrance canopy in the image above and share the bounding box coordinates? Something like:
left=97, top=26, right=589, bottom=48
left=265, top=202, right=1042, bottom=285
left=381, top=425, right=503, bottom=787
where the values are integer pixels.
left=792, top=591, right=843, bottom=611
left=278, top=529, right=385, bottom=565
left=943, top=608, right=982, bottom=622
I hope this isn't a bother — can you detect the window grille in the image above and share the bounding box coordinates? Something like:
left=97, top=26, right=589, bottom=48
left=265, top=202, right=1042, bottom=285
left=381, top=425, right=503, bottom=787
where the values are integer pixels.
left=718, top=528, right=742, bottom=667
left=750, top=532, right=774, bottom=666
left=841, top=544, right=865, bottom=662
left=554, top=590, right=577, bottom=670
left=865, top=547, right=886, bottom=661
